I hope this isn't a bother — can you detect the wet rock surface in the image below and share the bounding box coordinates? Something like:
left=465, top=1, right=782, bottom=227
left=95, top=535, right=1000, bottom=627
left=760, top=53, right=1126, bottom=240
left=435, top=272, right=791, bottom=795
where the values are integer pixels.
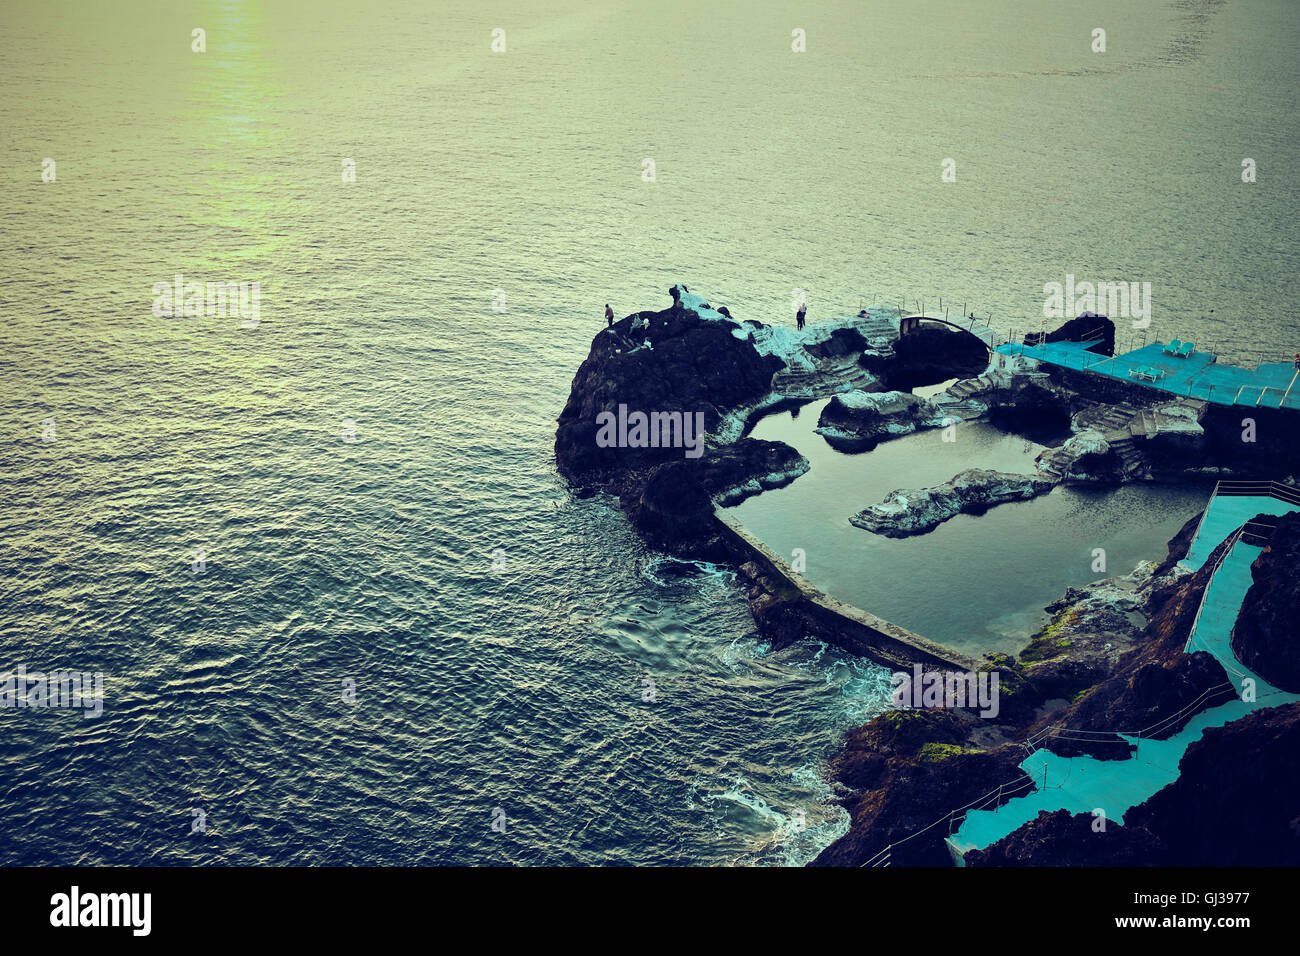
left=849, top=468, right=1056, bottom=537
left=815, top=389, right=932, bottom=451
left=810, top=710, right=1031, bottom=867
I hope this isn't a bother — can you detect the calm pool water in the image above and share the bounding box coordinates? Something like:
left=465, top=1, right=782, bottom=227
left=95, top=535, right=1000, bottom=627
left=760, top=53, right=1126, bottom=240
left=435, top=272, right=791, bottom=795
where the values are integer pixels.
left=736, top=398, right=1212, bottom=656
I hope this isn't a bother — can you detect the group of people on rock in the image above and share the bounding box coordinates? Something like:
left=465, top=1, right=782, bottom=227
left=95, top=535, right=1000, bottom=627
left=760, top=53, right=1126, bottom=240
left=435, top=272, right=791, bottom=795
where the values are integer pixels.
left=601, top=298, right=879, bottom=334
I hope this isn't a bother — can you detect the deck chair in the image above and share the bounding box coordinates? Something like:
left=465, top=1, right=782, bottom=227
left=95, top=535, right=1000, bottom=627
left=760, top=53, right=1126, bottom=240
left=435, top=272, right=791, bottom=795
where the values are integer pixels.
left=1176, top=341, right=1195, bottom=358
left=1163, top=339, right=1183, bottom=355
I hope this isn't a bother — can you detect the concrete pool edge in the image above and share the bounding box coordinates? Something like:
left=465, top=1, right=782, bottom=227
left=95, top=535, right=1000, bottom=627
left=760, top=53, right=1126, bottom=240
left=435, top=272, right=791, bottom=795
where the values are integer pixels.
left=714, top=510, right=979, bottom=673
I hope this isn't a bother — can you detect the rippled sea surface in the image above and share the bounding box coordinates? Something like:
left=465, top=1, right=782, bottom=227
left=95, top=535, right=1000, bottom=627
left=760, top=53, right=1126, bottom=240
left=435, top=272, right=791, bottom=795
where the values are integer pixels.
left=2, top=0, right=1298, bottom=865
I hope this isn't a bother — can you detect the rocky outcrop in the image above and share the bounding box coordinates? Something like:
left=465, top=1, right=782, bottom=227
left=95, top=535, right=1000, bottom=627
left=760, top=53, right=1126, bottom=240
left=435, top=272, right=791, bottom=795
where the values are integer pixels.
left=984, top=378, right=1075, bottom=443
left=815, top=390, right=936, bottom=451
left=1231, top=511, right=1300, bottom=692
left=1123, top=701, right=1300, bottom=865
left=849, top=469, right=1056, bottom=537
left=697, top=440, right=810, bottom=507
left=814, top=513, right=1253, bottom=865
left=963, top=808, right=1160, bottom=866
left=883, top=325, right=990, bottom=390
left=1024, top=313, right=1115, bottom=356
left=1014, top=566, right=1153, bottom=703
left=1023, top=531, right=1237, bottom=760
left=555, top=291, right=784, bottom=483
left=554, top=287, right=812, bottom=558
left=810, top=710, right=1031, bottom=867
left=806, top=326, right=869, bottom=360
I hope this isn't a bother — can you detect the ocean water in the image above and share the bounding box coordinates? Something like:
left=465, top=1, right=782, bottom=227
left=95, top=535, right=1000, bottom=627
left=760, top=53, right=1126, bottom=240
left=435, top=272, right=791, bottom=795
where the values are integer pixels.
left=1, top=0, right=1298, bottom=865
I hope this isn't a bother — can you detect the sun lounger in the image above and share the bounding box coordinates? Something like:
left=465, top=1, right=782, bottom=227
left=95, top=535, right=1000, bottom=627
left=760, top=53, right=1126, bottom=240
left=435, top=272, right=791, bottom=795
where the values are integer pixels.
left=1128, top=366, right=1165, bottom=383
left=1176, top=341, right=1195, bottom=358
left=1163, top=339, right=1183, bottom=355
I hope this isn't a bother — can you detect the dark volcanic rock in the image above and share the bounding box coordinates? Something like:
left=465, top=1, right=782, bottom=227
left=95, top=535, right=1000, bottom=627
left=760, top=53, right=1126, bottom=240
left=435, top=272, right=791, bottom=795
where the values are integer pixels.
left=1125, top=701, right=1300, bottom=865
left=986, top=379, right=1073, bottom=442
left=555, top=289, right=805, bottom=555
left=621, top=438, right=806, bottom=557
left=1231, top=511, right=1300, bottom=693
left=886, top=325, right=989, bottom=389
left=1152, top=511, right=1203, bottom=579
left=1025, top=313, right=1116, bottom=356
left=816, top=390, right=931, bottom=451
left=807, top=326, right=868, bottom=360
left=965, top=808, right=1162, bottom=866
left=555, top=294, right=783, bottom=483
left=810, top=710, right=1032, bottom=867
left=623, top=459, right=719, bottom=556
left=695, top=438, right=808, bottom=506
left=1026, top=533, right=1239, bottom=759
left=973, top=702, right=1300, bottom=866
left=1016, top=574, right=1148, bottom=702
left=850, top=469, right=1055, bottom=537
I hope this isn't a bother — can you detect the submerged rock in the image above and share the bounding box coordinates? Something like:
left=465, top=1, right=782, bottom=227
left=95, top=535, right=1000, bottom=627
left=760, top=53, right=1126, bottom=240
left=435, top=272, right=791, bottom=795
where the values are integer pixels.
left=849, top=469, right=1056, bottom=537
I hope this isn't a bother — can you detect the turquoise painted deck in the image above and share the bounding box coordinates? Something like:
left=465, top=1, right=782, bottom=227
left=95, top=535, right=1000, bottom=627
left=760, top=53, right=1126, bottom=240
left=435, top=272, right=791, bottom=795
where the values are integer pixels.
left=994, top=340, right=1300, bottom=409
left=948, top=535, right=1299, bottom=859
left=1182, top=495, right=1300, bottom=571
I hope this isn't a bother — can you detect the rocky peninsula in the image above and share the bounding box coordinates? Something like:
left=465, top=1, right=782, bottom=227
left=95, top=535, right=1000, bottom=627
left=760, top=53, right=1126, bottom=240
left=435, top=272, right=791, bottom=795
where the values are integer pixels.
left=556, top=284, right=1300, bottom=866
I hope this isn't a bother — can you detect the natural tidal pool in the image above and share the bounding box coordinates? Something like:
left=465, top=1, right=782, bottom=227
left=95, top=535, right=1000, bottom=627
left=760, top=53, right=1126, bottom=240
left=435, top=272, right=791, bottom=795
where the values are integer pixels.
left=734, top=398, right=1213, bottom=658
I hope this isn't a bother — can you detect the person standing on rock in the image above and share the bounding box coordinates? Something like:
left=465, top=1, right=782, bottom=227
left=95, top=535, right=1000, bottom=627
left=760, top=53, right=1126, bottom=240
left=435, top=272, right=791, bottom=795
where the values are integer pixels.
left=605, top=304, right=614, bottom=328
left=796, top=301, right=807, bottom=330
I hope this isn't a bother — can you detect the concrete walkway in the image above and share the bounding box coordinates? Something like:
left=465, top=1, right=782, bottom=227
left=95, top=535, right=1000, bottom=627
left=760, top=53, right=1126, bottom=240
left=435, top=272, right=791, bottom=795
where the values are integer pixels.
left=947, top=531, right=1298, bottom=861
left=995, top=339, right=1300, bottom=409
left=1183, top=494, right=1298, bottom=570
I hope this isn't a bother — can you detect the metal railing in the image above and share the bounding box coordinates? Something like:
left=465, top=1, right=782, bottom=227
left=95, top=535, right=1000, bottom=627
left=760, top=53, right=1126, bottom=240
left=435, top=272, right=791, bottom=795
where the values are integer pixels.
left=1184, top=480, right=1300, bottom=561
left=1211, top=479, right=1300, bottom=506
left=859, top=673, right=1256, bottom=867
left=1186, top=528, right=1245, bottom=671
left=858, top=493, right=1295, bottom=867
